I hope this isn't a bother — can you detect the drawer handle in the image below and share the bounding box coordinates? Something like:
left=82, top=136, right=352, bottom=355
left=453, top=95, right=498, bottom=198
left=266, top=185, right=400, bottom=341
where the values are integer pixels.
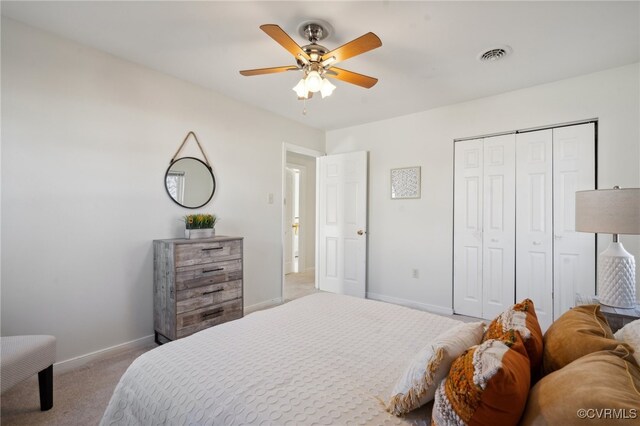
left=202, top=247, right=223, bottom=251
left=202, top=308, right=223, bottom=319
left=202, top=288, right=223, bottom=295
left=203, top=267, right=224, bottom=273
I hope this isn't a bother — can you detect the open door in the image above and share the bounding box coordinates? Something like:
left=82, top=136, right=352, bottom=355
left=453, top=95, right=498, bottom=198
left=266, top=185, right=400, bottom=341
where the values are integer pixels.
left=284, top=168, right=295, bottom=274
left=317, top=151, right=368, bottom=298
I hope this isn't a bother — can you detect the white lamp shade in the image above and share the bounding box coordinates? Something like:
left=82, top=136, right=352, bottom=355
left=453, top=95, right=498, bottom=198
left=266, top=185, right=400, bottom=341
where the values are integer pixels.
left=305, top=71, right=323, bottom=93
left=320, top=78, right=336, bottom=98
left=575, top=188, right=640, bottom=235
left=292, top=79, right=308, bottom=98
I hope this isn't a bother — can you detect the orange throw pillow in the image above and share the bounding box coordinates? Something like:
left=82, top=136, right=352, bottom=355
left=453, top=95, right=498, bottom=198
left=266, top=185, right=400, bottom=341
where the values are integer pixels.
left=483, top=299, right=543, bottom=372
left=432, top=330, right=531, bottom=426
left=521, top=345, right=640, bottom=425
left=542, top=304, right=626, bottom=375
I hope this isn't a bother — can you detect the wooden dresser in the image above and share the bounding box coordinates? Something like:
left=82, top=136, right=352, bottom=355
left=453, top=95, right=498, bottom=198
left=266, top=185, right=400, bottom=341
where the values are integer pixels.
left=153, top=236, right=243, bottom=343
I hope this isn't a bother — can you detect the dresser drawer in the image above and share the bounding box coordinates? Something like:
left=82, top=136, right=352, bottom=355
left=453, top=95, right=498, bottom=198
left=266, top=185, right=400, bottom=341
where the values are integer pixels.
left=176, top=299, right=243, bottom=338
left=175, top=259, right=242, bottom=290
left=175, top=240, right=242, bottom=267
left=176, top=280, right=242, bottom=314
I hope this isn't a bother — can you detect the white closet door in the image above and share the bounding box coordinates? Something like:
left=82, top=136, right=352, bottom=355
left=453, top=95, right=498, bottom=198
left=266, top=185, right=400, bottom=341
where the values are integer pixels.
left=553, top=123, right=596, bottom=317
left=516, top=129, right=554, bottom=330
left=454, top=139, right=484, bottom=318
left=482, top=134, right=516, bottom=319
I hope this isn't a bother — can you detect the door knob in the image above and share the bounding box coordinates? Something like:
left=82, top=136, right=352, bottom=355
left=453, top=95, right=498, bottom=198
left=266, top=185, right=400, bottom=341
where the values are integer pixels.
left=357, top=230, right=365, bottom=235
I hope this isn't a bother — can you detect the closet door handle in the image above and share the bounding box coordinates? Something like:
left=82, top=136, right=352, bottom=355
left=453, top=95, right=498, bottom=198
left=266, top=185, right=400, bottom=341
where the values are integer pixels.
left=490, top=238, right=499, bottom=243
left=532, top=241, right=542, bottom=246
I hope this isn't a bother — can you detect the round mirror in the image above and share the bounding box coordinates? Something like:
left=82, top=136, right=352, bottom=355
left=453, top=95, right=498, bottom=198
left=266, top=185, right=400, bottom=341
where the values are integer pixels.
left=164, top=157, right=216, bottom=209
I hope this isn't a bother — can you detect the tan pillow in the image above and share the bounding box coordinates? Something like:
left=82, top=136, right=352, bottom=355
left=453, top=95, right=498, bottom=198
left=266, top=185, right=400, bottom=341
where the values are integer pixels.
left=432, top=330, right=531, bottom=426
left=386, top=321, right=484, bottom=415
left=543, top=304, right=623, bottom=375
left=483, top=299, right=544, bottom=373
left=521, top=345, right=640, bottom=426
left=615, top=319, right=640, bottom=367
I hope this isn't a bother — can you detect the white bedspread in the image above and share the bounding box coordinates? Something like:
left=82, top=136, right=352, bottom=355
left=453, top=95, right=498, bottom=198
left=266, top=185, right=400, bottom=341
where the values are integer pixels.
left=101, top=293, right=461, bottom=425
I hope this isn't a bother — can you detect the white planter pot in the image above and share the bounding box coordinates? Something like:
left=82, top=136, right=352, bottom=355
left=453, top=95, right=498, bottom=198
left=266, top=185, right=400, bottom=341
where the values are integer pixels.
left=185, top=228, right=215, bottom=239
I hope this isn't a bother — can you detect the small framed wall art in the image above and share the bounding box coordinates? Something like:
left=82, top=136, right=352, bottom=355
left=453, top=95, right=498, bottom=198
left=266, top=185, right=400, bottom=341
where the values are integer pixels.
left=390, top=166, right=421, bottom=199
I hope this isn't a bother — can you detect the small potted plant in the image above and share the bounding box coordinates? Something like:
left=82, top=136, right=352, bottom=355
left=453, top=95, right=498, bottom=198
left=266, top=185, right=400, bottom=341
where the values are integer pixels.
left=183, top=213, right=218, bottom=239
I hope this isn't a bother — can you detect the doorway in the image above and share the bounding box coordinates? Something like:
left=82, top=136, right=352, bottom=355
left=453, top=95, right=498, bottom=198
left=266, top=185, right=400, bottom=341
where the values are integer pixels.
left=282, top=144, right=323, bottom=303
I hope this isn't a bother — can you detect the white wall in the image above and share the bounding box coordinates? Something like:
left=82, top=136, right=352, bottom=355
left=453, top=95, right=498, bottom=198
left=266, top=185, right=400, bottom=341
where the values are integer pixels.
left=327, top=63, right=640, bottom=313
left=286, top=152, right=316, bottom=272
left=0, top=18, right=324, bottom=362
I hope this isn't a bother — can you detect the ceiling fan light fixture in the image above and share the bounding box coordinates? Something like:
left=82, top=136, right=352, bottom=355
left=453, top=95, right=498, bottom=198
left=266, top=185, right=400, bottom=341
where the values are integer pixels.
left=293, top=79, right=308, bottom=98
left=320, top=78, right=336, bottom=98
left=305, top=70, right=323, bottom=93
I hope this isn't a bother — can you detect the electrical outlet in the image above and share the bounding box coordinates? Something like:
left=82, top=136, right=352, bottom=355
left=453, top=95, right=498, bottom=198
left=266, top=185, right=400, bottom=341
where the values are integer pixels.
left=412, top=269, right=419, bottom=279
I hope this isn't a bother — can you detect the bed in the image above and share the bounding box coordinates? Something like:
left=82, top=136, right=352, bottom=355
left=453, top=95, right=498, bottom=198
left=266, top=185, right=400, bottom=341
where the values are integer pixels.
left=101, top=292, right=462, bottom=425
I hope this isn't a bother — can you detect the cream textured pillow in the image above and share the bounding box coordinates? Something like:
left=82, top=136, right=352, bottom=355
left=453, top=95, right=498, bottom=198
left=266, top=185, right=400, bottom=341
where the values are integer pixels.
left=387, top=321, right=484, bottom=416
left=614, top=319, right=640, bottom=366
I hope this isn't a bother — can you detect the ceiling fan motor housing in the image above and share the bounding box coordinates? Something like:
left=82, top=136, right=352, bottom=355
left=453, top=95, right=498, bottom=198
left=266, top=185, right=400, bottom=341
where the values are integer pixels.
left=299, top=44, right=329, bottom=66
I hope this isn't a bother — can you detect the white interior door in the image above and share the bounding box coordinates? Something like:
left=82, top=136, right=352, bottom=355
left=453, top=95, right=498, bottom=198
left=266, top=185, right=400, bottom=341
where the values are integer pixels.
left=454, top=139, right=484, bottom=318
left=284, top=168, right=295, bottom=275
left=482, top=134, right=516, bottom=319
left=516, top=129, right=554, bottom=330
left=317, top=151, right=368, bottom=297
left=553, top=123, right=596, bottom=317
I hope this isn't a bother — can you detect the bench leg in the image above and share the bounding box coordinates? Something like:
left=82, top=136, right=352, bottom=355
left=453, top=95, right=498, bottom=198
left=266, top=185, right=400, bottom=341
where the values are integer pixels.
left=38, top=365, right=53, bottom=411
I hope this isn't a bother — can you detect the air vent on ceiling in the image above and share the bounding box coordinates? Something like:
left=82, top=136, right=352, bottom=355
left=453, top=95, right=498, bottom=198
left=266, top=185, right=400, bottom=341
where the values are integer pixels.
left=478, top=45, right=512, bottom=62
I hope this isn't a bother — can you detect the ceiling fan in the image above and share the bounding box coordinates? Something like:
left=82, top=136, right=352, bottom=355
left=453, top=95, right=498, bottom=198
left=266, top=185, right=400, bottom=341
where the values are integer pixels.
left=239, top=22, right=382, bottom=100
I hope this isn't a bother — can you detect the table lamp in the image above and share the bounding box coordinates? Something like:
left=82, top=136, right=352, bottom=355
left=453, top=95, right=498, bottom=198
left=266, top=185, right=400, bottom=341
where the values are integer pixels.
left=575, top=187, right=640, bottom=308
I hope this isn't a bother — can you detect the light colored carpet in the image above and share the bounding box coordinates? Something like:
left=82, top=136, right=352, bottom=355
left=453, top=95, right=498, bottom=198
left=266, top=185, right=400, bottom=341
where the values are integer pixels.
left=284, top=269, right=317, bottom=302
left=0, top=342, right=157, bottom=426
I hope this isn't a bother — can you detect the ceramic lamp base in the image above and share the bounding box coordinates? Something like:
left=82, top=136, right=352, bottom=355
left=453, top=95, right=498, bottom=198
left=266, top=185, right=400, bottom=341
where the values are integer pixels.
left=598, top=242, right=637, bottom=308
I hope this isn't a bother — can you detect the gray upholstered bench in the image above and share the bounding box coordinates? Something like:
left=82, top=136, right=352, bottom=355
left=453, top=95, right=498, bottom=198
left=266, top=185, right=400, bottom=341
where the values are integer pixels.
left=1, top=335, right=56, bottom=411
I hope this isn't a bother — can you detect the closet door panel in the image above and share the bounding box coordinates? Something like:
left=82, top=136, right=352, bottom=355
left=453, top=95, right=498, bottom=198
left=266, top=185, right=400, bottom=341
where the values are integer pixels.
left=454, top=139, right=483, bottom=318
left=553, top=123, right=596, bottom=318
left=516, top=129, right=554, bottom=330
left=482, top=134, right=516, bottom=319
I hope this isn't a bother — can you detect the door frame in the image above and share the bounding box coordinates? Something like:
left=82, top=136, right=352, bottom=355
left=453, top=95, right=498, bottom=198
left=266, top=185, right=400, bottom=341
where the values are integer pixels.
left=281, top=143, right=324, bottom=302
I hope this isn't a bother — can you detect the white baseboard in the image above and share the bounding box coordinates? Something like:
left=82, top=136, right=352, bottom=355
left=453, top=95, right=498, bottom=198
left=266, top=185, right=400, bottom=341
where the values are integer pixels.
left=244, top=297, right=282, bottom=314
left=54, top=334, right=155, bottom=374
left=366, top=292, right=454, bottom=316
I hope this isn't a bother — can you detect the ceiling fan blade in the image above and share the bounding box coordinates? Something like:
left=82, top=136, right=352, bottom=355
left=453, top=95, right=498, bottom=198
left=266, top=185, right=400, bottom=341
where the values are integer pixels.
left=260, top=24, right=310, bottom=60
left=239, top=66, right=299, bottom=76
left=326, top=67, right=378, bottom=89
left=321, top=32, right=381, bottom=64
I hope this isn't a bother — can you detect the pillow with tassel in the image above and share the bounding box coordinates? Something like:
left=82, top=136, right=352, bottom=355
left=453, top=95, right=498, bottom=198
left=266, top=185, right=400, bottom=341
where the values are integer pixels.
left=386, top=321, right=484, bottom=416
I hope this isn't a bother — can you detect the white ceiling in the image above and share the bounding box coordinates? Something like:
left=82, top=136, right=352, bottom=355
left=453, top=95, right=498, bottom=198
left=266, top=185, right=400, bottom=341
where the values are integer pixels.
left=2, top=1, right=639, bottom=130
